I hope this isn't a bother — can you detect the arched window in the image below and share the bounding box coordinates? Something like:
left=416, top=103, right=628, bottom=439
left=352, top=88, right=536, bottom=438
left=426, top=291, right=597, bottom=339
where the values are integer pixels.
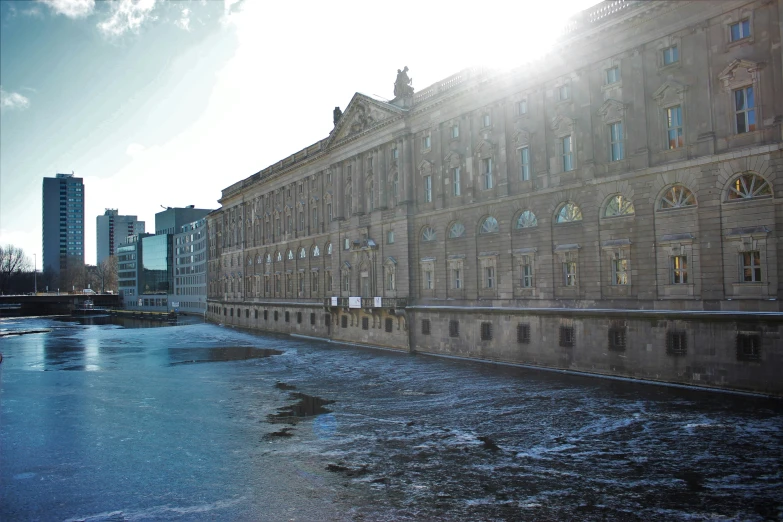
left=480, top=216, right=499, bottom=234
left=326, top=242, right=332, bottom=255
left=256, top=255, right=262, bottom=264
left=266, top=253, right=272, bottom=263
left=449, top=222, right=466, bottom=239
left=276, top=252, right=282, bottom=262
left=515, top=210, right=538, bottom=229
left=726, top=173, right=772, bottom=201
left=287, top=250, right=294, bottom=260
left=421, top=226, right=437, bottom=242
left=247, top=257, right=252, bottom=266
left=312, top=245, right=321, bottom=257
left=299, top=247, right=306, bottom=259
left=658, top=185, right=696, bottom=210
left=604, top=195, right=635, bottom=217
left=555, top=202, right=582, bottom=223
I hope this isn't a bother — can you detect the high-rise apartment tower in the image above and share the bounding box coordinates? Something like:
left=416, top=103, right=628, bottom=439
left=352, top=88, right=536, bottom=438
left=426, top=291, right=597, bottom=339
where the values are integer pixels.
left=42, top=173, right=84, bottom=276
left=96, top=209, right=145, bottom=265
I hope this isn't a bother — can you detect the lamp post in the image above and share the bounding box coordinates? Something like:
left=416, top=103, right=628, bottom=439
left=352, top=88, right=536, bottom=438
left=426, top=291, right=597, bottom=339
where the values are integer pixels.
left=33, top=253, right=37, bottom=294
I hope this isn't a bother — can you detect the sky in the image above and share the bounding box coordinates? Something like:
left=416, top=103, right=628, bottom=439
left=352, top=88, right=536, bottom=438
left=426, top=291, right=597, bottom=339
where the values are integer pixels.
left=1, top=0, right=601, bottom=267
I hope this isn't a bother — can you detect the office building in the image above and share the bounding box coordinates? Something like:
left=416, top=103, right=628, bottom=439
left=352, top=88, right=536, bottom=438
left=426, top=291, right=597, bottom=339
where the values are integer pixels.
left=42, top=173, right=84, bottom=278
left=96, top=209, right=145, bottom=265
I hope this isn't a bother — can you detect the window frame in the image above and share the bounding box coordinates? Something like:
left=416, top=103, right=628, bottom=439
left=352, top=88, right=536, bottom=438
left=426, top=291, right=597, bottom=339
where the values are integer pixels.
left=662, top=45, right=679, bottom=66
left=609, top=121, right=624, bottom=162
left=519, top=146, right=530, bottom=181
left=562, top=135, right=573, bottom=172
left=740, top=250, right=762, bottom=282
left=733, top=86, right=756, bottom=134
left=729, top=19, right=751, bottom=42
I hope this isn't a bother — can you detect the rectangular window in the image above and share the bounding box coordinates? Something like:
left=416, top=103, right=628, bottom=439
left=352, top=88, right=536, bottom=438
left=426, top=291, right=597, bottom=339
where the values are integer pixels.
left=449, top=320, right=459, bottom=338
left=612, top=252, right=629, bottom=285
left=312, top=274, right=319, bottom=293
left=671, top=255, right=688, bottom=284
left=609, top=122, right=624, bottom=161
left=298, top=276, right=304, bottom=295
left=386, top=270, right=395, bottom=291
left=287, top=216, right=292, bottom=234
left=424, top=175, right=432, bottom=202
left=422, top=134, right=431, bottom=149
left=276, top=218, right=281, bottom=237
left=608, top=327, right=626, bottom=351
left=482, top=158, right=493, bottom=189
left=299, top=212, right=304, bottom=231
left=341, top=315, right=348, bottom=328
left=517, top=99, right=527, bottom=115
left=606, top=67, right=619, bottom=84
left=483, top=113, right=491, bottom=127
left=564, top=261, right=577, bottom=286
left=312, top=207, right=318, bottom=229
left=392, top=148, right=398, bottom=160
left=385, top=318, right=393, bottom=332
left=327, top=203, right=333, bottom=222
left=285, top=311, right=290, bottom=323
left=736, top=334, right=761, bottom=361
left=326, top=272, right=333, bottom=291
left=485, top=267, right=495, bottom=289
left=740, top=251, right=762, bottom=282
left=517, top=323, right=530, bottom=344
left=421, top=319, right=430, bottom=335
left=387, top=230, right=394, bottom=244
left=480, top=322, right=493, bottom=341
left=559, top=84, right=570, bottom=101
left=667, top=331, right=687, bottom=355
left=452, top=167, right=461, bottom=196
left=326, top=171, right=332, bottom=184
left=521, top=257, right=534, bottom=288
left=730, top=19, right=750, bottom=42
left=451, top=125, right=459, bottom=139
left=665, top=106, right=684, bottom=149
left=344, top=238, right=350, bottom=250
left=734, top=86, right=756, bottom=134
left=299, top=184, right=303, bottom=194
left=452, top=268, right=462, bottom=289
left=562, top=136, right=573, bottom=171
left=424, top=269, right=433, bottom=290
left=362, top=317, right=369, bottom=330
left=560, top=326, right=575, bottom=347
left=520, top=147, right=530, bottom=181
left=342, top=274, right=350, bottom=291
left=310, top=312, right=316, bottom=325
left=662, top=45, right=679, bottom=66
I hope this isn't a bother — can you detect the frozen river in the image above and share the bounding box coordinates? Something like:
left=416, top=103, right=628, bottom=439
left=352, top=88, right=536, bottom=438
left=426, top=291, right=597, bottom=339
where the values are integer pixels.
left=1, top=316, right=781, bottom=521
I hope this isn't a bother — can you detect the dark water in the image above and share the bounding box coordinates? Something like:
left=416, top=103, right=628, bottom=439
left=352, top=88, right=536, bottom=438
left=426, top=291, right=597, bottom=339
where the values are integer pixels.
left=1, top=317, right=781, bottom=521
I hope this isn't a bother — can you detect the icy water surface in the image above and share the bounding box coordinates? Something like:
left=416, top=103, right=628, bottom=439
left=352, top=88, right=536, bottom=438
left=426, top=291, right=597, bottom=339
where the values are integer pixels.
left=1, top=316, right=781, bottom=521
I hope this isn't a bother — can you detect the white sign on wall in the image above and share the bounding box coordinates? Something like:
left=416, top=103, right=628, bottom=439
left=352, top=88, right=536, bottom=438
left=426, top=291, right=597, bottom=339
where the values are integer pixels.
left=374, top=296, right=382, bottom=308
left=348, top=296, right=361, bottom=308
left=331, top=296, right=338, bottom=306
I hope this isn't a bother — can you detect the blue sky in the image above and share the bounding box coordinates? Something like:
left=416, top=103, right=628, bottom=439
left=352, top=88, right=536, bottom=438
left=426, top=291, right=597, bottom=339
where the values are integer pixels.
left=1, top=0, right=599, bottom=266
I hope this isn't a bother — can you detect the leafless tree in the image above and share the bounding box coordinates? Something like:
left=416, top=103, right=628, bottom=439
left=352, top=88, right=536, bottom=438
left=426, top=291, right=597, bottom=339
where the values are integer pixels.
left=93, top=257, right=118, bottom=293
left=0, top=244, right=31, bottom=294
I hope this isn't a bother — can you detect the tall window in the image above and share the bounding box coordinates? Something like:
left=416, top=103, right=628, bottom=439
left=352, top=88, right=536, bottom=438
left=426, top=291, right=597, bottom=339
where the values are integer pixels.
left=326, top=272, right=333, bottom=291
left=521, top=256, right=533, bottom=288
left=562, top=135, right=573, bottom=171
left=730, top=19, right=750, bottom=42
left=666, top=106, right=683, bottom=149
left=559, top=84, right=570, bottom=101
left=485, top=267, right=495, bottom=288
left=424, top=175, right=432, bottom=202
left=483, top=113, right=491, bottom=127
left=386, top=270, right=395, bottom=291
left=734, top=86, right=756, bottom=134
left=342, top=274, right=350, bottom=291
left=609, top=122, right=624, bottom=161
left=327, top=203, right=333, bottom=222
left=311, top=273, right=319, bottom=293
left=451, top=125, right=459, bottom=139
left=287, top=216, right=293, bottom=234
left=606, top=67, right=619, bottom=84
left=424, top=269, right=433, bottom=289
left=740, top=251, right=761, bottom=282
left=482, top=158, right=493, bottom=189
left=387, top=230, right=394, bottom=244
left=452, top=167, right=461, bottom=196
left=422, top=134, right=431, bottom=149
left=276, top=218, right=281, bottom=237
left=612, top=252, right=629, bottom=285
left=520, top=147, right=530, bottom=181
left=452, top=267, right=462, bottom=289
left=662, top=45, right=679, bottom=65
left=671, top=255, right=687, bottom=284
left=392, top=148, right=398, bottom=160
left=564, top=261, right=577, bottom=286
left=312, top=207, right=318, bottom=229
left=517, top=99, right=527, bottom=115
left=299, top=211, right=304, bottom=231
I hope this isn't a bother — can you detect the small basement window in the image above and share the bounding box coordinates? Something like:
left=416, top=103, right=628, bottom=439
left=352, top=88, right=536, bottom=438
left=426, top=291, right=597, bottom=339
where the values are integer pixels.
left=517, top=323, right=530, bottom=344
left=421, top=319, right=431, bottom=335
left=341, top=315, right=348, bottom=328
left=385, top=318, right=393, bottom=333
left=666, top=331, right=687, bottom=355
left=736, top=334, right=761, bottom=361
left=449, top=320, right=459, bottom=338
left=480, top=322, right=493, bottom=341
left=608, top=327, right=626, bottom=351
left=362, top=317, right=369, bottom=330
left=560, top=326, right=575, bottom=347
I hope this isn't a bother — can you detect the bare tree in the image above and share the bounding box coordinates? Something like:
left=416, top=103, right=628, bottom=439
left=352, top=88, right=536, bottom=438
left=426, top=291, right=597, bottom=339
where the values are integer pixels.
left=0, top=244, right=31, bottom=294
left=60, top=257, right=87, bottom=292
left=94, top=256, right=119, bottom=293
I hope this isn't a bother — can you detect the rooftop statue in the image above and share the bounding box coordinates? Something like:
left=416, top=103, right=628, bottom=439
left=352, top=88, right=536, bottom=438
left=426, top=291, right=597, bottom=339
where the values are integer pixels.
left=333, top=106, right=342, bottom=126
left=393, top=66, right=414, bottom=98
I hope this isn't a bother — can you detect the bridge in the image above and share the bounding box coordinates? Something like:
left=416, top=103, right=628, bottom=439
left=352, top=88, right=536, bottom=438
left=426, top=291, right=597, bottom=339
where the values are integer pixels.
left=0, top=294, right=120, bottom=316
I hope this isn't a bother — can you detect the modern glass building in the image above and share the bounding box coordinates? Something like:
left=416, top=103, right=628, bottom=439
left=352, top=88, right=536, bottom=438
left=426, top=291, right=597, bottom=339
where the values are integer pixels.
left=141, top=234, right=172, bottom=308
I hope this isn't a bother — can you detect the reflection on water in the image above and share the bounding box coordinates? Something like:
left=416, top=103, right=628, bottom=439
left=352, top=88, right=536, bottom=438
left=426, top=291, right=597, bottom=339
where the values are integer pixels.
left=168, top=346, right=282, bottom=366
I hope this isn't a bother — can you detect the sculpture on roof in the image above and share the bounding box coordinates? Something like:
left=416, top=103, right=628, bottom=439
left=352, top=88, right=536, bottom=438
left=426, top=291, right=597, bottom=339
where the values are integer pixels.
left=333, top=106, right=342, bottom=126
left=393, top=66, right=414, bottom=98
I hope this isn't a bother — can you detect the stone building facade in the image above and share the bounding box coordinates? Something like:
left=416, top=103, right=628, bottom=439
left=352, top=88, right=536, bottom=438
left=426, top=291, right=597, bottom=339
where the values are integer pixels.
left=207, top=0, right=783, bottom=395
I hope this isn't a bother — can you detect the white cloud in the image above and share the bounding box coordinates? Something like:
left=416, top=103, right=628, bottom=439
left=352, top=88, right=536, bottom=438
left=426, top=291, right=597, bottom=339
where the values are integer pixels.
left=39, top=0, right=95, bottom=19
left=174, top=7, right=191, bottom=32
left=21, top=6, right=44, bottom=17
left=97, top=0, right=158, bottom=38
left=125, top=143, right=146, bottom=158
left=0, top=87, right=31, bottom=112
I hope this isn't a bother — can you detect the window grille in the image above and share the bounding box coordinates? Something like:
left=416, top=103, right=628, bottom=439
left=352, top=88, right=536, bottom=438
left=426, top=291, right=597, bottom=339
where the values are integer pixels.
left=296, top=312, right=302, bottom=324
left=517, top=323, right=530, bottom=344
left=385, top=318, right=393, bottom=333
left=736, top=334, right=761, bottom=361
left=608, top=328, right=626, bottom=351
left=480, top=322, right=493, bottom=341
left=560, top=326, right=575, bottom=347
left=421, top=319, right=431, bottom=335
left=341, top=315, right=348, bottom=328
left=362, top=317, right=369, bottom=330
left=285, top=311, right=290, bottom=323
left=310, top=313, right=316, bottom=325
left=449, top=320, right=459, bottom=338
left=666, top=331, right=687, bottom=355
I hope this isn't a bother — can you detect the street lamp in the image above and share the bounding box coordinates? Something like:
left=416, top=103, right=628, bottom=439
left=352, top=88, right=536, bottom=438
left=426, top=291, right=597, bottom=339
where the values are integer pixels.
left=33, top=253, right=37, bottom=294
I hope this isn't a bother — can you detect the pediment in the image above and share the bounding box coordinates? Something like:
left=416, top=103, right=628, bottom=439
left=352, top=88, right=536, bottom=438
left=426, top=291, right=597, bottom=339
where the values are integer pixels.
left=329, top=93, right=405, bottom=144
left=418, top=159, right=434, bottom=175
left=551, top=114, right=575, bottom=137
left=443, top=151, right=462, bottom=168
left=597, top=99, right=626, bottom=123
left=513, top=129, right=531, bottom=146
left=652, top=80, right=687, bottom=106
left=719, top=59, right=763, bottom=90
left=384, top=256, right=397, bottom=266
left=475, top=139, right=494, bottom=157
